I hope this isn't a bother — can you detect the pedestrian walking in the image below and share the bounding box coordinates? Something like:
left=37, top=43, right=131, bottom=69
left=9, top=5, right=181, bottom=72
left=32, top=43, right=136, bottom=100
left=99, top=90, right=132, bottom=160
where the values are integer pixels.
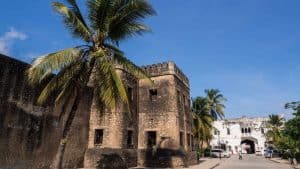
left=239, top=151, right=243, bottom=160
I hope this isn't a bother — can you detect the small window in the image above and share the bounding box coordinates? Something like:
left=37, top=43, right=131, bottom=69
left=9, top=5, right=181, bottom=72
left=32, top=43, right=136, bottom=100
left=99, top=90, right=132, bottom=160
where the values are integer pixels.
left=227, top=128, right=230, bottom=135
left=177, top=90, right=181, bottom=104
left=187, top=133, right=190, bottom=146
left=94, top=129, right=103, bottom=145
left=147, top=131, right=156, bottom=147
left=214, top=129, right=218, bottom=135
left=241, top=128, right=244, bottom=133
left=127, top=130, right=134, bottom=148
left=191, top=135, right=194, bottom=150
left=180, top=132, right=184, bottom=146
left=261, top=128, right=265, bottom=134
left=149, top=89, right=157, bottom=101
left=127, top=87, right=133, bottom=101
left=183, top=94, right=186, bottom=105
left=248, top=128, right=251, bottom=133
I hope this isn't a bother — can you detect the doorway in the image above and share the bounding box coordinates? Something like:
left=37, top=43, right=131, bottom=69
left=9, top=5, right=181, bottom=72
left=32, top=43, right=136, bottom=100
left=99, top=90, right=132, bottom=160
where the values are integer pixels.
left=241, top=139, right=255, bottom=154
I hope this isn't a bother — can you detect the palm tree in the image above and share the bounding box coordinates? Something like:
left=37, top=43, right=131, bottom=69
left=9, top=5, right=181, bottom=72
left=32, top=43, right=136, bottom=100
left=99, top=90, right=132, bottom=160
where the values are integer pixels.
left=285, top=101, right=300, bottom=116
left=192, top=97, right=214, bottom=151
left=27, top=1, right=156, bottom=169
left=205, top=89, right=226, bottom=120
left=266, top=114, right=284, bottom=144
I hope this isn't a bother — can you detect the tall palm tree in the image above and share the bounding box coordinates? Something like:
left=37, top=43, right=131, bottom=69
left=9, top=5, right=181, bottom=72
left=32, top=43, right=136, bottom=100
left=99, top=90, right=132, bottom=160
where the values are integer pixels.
left=266, top=114, right=284, bottom=144
left=205, top=89, right=226, bottom=120
left=192, top=97, right=214, bottom=150
left=27, top=1, right=156, bottom=169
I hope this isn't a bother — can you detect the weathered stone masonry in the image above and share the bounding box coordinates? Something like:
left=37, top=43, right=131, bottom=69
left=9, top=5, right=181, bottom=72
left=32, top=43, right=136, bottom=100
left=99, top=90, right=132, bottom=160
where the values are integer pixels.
left=0, top=54, right=197, bottom=168
left=85, top=61, right=197, bottom=168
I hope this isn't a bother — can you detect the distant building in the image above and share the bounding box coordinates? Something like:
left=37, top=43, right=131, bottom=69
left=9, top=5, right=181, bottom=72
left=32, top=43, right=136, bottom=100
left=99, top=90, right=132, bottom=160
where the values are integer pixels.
left=210, top=116, right=269, bottom=154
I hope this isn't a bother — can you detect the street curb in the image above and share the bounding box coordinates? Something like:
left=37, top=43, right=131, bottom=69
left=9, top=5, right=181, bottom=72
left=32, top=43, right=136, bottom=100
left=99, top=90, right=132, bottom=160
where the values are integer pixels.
left=210, top=163, right=220, bottom=169
left=269, top=159, right=281, bottom=163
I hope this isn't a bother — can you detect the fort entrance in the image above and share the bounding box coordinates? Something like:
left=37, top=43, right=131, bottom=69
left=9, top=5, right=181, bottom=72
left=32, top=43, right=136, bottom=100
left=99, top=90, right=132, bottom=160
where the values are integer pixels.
left=241, top=139, right=255, bottom=154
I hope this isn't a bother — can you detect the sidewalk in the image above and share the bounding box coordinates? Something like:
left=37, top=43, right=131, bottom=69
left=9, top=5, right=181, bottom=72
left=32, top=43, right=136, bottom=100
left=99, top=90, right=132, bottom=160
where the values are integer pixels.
left=188, top=157, right=225, bottom=169
left=269, top=157, right=300, bottom=169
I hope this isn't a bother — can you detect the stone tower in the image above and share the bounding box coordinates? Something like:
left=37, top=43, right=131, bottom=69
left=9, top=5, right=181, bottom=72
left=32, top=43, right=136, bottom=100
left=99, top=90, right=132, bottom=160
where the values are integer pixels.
left=138, top=62, right=195, bottom=167
left=84, top=61, right=196, bottom=168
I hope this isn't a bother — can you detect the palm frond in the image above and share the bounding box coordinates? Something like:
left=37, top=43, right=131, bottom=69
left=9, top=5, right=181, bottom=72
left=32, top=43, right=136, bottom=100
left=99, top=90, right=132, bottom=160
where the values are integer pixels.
left=87, top=0, right=113, bottom=31
left=107, top=0, right=155, bottom=43
left=104, top=44, right=151, bottom=83
left=36, top=60, right=84, bottom=104
left=64, top=0, right=88, bottom=27
left=53, top=2, right=91, bottom=42
left=94, top=55, right=128, bottom=109
left=27, top=48, right=82, bottom=85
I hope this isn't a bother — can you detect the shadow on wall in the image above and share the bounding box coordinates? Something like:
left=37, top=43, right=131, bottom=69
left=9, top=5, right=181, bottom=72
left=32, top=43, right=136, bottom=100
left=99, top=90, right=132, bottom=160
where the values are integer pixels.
left=97, top=153, right=128, bottom=169
left=0, top=101, right=59, bottom=169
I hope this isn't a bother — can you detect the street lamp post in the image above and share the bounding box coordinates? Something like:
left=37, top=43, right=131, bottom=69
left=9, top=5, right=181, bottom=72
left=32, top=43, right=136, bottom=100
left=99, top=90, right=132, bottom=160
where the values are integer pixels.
left=218, top=130, right=221, bottom=160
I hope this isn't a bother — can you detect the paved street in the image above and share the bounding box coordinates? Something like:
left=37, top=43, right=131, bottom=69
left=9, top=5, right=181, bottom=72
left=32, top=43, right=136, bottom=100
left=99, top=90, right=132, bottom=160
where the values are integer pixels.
left=216, top=155, right=292, bottom=169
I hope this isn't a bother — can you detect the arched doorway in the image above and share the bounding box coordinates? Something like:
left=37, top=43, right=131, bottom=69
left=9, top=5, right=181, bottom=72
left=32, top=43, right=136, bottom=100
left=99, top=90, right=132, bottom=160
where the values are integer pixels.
left=241, top=139, right=255, bottom=154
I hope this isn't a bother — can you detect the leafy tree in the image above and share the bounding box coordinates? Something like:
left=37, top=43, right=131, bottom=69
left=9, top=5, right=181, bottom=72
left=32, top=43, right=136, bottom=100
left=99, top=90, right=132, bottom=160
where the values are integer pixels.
left=282, top=102, right=300, bottom=158
left=27, top=1, right=155, bottom=169
left=266, top=114, right=284, bottom=144
left=285, top=101, right=300, bottom=116
left=192, top=97, right=213, bottom=150
left=205, top=89, right=226, bottom=120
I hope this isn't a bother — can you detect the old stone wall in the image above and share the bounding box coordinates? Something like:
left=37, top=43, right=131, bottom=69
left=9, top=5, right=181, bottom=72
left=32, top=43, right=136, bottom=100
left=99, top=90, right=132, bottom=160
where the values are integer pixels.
left=0, top=54, right=91, bottom=169
left=137, top=62, right=196, bottom=168
left=85, top=69, right=139, bottom=167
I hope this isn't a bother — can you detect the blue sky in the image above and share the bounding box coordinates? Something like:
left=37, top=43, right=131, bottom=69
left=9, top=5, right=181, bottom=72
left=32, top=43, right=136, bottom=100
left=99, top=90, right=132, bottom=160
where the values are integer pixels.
left=1, top=0, right=300, bottom=118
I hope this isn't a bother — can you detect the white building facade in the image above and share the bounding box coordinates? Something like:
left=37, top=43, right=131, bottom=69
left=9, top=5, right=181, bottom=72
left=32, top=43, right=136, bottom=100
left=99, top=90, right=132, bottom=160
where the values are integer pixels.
left=210, top=116, right=268, bottom=154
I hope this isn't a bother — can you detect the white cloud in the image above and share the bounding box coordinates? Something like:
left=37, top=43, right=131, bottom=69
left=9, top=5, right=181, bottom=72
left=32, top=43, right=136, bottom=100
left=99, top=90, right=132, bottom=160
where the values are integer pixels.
left=0, top=27, right=27, bottom=55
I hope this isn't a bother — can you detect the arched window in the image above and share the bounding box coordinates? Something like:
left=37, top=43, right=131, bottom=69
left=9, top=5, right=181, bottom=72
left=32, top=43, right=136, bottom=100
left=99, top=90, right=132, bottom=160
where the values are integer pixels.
left=248, top=127, right=251, bottom=133
left=241, top=128, right=244, bottom=133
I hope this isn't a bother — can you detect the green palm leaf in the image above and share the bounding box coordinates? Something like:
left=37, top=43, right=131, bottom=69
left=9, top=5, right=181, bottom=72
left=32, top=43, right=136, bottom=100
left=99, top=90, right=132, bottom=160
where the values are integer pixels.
left=27, top=47, right=82, bottom=85
left=53, top=2, right=91, bottom=42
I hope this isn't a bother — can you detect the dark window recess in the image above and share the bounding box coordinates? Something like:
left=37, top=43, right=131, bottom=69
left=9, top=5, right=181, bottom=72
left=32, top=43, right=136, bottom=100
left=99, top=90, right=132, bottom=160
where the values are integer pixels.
left=241, top=128, right=244, bottom=133
left=214, top=129, right=218, bottom=135
left=147, top=131, right=156, bottom=147
left=149, top=89, right=158, bottom=101
left=94, top=129, right=103, bottom=145
left=187, top=134, right=190, bottom=146
left=248, top=128, right=251, bottom=133
left=127, top=87, right=133, bottom=101
left=227, top=128, right=230, bottom=135
left=180, top=132, right=184, bottom=146
left=261, top=128, right=265, bottom=134
left=191, top=135, right=195, bottom=150
left=177, top=90, right=181, bottom=104
left=127, top=130, right=134, bottom=148
left=183, top=94, right=186, bottom=105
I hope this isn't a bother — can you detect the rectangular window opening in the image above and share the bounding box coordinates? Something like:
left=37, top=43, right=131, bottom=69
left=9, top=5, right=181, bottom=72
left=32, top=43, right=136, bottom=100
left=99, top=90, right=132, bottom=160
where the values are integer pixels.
left=147, top=131, right=156, bottom=148
left=127, top=87, right=133, bottom=101
left=149, top=89, right=158, bottom=101
left=127, top=130, right=134, bottom=148
left=187, top=133, right=190, bottom=146
left=180, top=132, right=184, bottom=146
left=227, top=128, right=230, bottom=135
left=94, top=129, right=103, bottom=145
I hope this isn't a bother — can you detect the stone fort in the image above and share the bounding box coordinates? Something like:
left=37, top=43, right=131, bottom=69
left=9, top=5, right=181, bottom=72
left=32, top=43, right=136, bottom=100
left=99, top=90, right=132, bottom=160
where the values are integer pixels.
left=0, top=54, right=196, bottom=168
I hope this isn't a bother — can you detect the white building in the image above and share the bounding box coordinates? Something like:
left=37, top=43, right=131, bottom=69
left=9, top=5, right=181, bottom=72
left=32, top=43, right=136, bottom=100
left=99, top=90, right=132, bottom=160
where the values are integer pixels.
left=210, top=116, right=269, bottom=154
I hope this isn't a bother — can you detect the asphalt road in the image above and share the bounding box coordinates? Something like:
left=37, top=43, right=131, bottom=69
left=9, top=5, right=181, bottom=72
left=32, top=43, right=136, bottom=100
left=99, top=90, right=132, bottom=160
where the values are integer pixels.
left=216, top=155, right=292, bottom=169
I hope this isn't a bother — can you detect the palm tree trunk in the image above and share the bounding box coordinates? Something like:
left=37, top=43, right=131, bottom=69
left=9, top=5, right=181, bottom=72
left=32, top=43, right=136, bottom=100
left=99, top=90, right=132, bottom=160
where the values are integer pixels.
left=51, top=91, right=81, bottom=169
left=200, top=139, right=204, bottom=150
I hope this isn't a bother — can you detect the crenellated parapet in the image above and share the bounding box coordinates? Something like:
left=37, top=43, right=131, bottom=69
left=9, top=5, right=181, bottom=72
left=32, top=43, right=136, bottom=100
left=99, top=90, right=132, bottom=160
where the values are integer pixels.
left=141, top=61, right=189, bottom=87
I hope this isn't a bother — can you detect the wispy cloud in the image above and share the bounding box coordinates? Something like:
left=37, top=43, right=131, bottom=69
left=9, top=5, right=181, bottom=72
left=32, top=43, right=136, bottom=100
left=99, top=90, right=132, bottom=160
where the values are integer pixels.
left=0, top=27, right=27, bottom=55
